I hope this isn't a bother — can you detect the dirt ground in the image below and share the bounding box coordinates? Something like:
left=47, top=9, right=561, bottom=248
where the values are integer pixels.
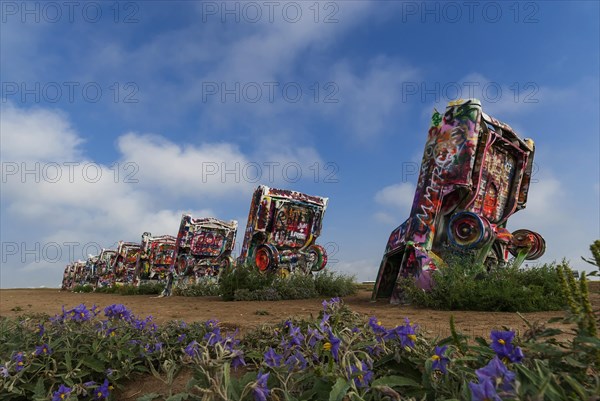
left=2, top=284, right=597, bottom=338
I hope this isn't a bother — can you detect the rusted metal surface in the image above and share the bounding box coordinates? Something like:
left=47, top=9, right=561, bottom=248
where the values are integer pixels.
left=372, top=99, right=546, bottom=303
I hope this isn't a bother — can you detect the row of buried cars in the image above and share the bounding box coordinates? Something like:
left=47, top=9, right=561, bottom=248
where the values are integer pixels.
left=61, top=185, right=330, bottom=290
left=63, top=99, right=547, bottom=303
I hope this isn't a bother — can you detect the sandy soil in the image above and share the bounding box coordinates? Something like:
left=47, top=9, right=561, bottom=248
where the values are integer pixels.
left=3, top=285, right=594, bottom=338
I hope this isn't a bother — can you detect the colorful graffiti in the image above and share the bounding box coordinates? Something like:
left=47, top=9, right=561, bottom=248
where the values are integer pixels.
left=112, top=241, right=142, bottom=286
left=372, top=98, right=545, bottom=303
left=169, top=215, right=238, bottom=287
left=239, top=185, right=329, bottom=276
left=138, top=232, right=177, bottom=283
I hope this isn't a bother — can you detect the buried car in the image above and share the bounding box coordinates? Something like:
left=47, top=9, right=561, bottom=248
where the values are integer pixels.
left=94, top=249, right=118, bottom=287
left=239, top=185, right=329, bottom=276
left=170, top=214, right=238, bottom=287
left=61, top=260, right=87, bottom=290
left=138, top=232, right=177, bottom=283
left=372, top=98, right=545, bottom=303
left=110, top=242, right=142, bottom=286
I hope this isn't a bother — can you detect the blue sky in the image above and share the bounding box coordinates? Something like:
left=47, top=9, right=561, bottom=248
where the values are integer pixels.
left=1, top=1, right=599, bottom=288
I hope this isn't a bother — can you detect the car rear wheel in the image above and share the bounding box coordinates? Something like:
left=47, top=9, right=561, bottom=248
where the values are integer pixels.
left=447, top=212, right=492, bottom=249
left=509, top=229, right=546, bottom=260
left=254, top=244, right=279, bottom=273
left=307, top=244, right=327, bottom=272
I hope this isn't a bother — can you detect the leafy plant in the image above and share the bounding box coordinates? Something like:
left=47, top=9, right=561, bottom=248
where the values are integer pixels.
left=219, top=265, right=357, bottom=301
left=401, top=256, right=566, bottom=312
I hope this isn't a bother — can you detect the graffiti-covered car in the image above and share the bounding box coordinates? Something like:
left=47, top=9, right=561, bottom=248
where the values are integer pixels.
left=95, top=249, right=117, bottom=287
left=239, top=185, right=329, bottom=275
left=83, top=254, right=99, bottom=285
left=170, top=215, right=238, bottom=286
left=112, top=241, right=142, bottom=285
left=373, top=98, right=545, bottom=303
left=61, top=260, right=87, bottom=290
left=138, top=232, right=177, bottom=283
left=61, top=263, right=75, bottom=290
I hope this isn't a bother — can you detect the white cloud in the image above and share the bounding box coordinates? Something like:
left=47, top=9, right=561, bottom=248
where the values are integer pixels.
left=117, top=132, right=253, bottom=198
left=1, top=103, right=83, bottom=161
left=329, top=259, right=378, bottom=282
left=375, top=182, right=415, bottom=211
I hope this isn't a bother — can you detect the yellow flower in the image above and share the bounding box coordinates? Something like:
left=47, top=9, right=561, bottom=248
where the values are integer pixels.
left=408, top=334, right=417, bottom=342
left=323, top=342, right=332, bottom=351
left=498, top=339, right=505, bottom=345
left=432, top=355, right=440, bottom=361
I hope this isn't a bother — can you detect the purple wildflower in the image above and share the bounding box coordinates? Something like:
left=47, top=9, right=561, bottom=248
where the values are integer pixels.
left=0, top=365, right=9, bottom=378
left=34, top=343, right=53, bottom=356
left=285, top=350, right=308, bottom=371
left=490, top=330, right=524, bottom=363
left=205, top=319, right=219, bottom=329
left=319, top=313, right=331, bottom=332
left=252, top=372, right=270, bottom=401
left=104, top=304, right=132, bottom=321
left=184, top=340, right=200, bottom=358
left=93, top=379, right=111, bottom=400
left=204, top=328, right=223, bottom=346
left=324, top=329, right=341, bottom=362
left=385, top=319, right=418, bottom=349
left=431, top=345, right=449, bottom=373
left=476, top=357, right=516, bottom=393
left=231, top=349, right=246, bottom=369
left=288, top=325, right=304, bottom=347
left=368, top=317, right=387, bottom=335
left=366, top=344, right=384, bottom=357
left=177, top=333, right=187, bottom=343
left=469, top=378, right=502, bottom=401
left=35, top=324, right=45, bottom=337
left=348, top=360, right=374, bottom=388
left=264, top=347, right=282, bottom=368
left=322, top=297, right=341, bottom=310
left=51, top=384, right=71, bottom=401
left=12, top=352, right=25, bottom=372
left=490, top=331, right=514, bottom=355
left=307, top=327, right=324, bottom=347
left=104, top=327, right=117, bottom=338
left=68, top=304, right=91, bottom=322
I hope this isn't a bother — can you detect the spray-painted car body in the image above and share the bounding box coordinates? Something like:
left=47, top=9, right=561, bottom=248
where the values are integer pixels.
left=138, top=232, right=177, bottom=283
left=94, top=249, right=117, bottom=287
left=61, top=263, right=75, bottom=290
left=170, top=215, right=238, bottom=285
left=239, top=185, right=329, bottom=275
left=61, top=260, right=87, bottom=290
left=82, top=254, right=99, bottom=285
left=112, top=241, right=142, bottom=285
left=373, top=99, right=545, bottom=303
